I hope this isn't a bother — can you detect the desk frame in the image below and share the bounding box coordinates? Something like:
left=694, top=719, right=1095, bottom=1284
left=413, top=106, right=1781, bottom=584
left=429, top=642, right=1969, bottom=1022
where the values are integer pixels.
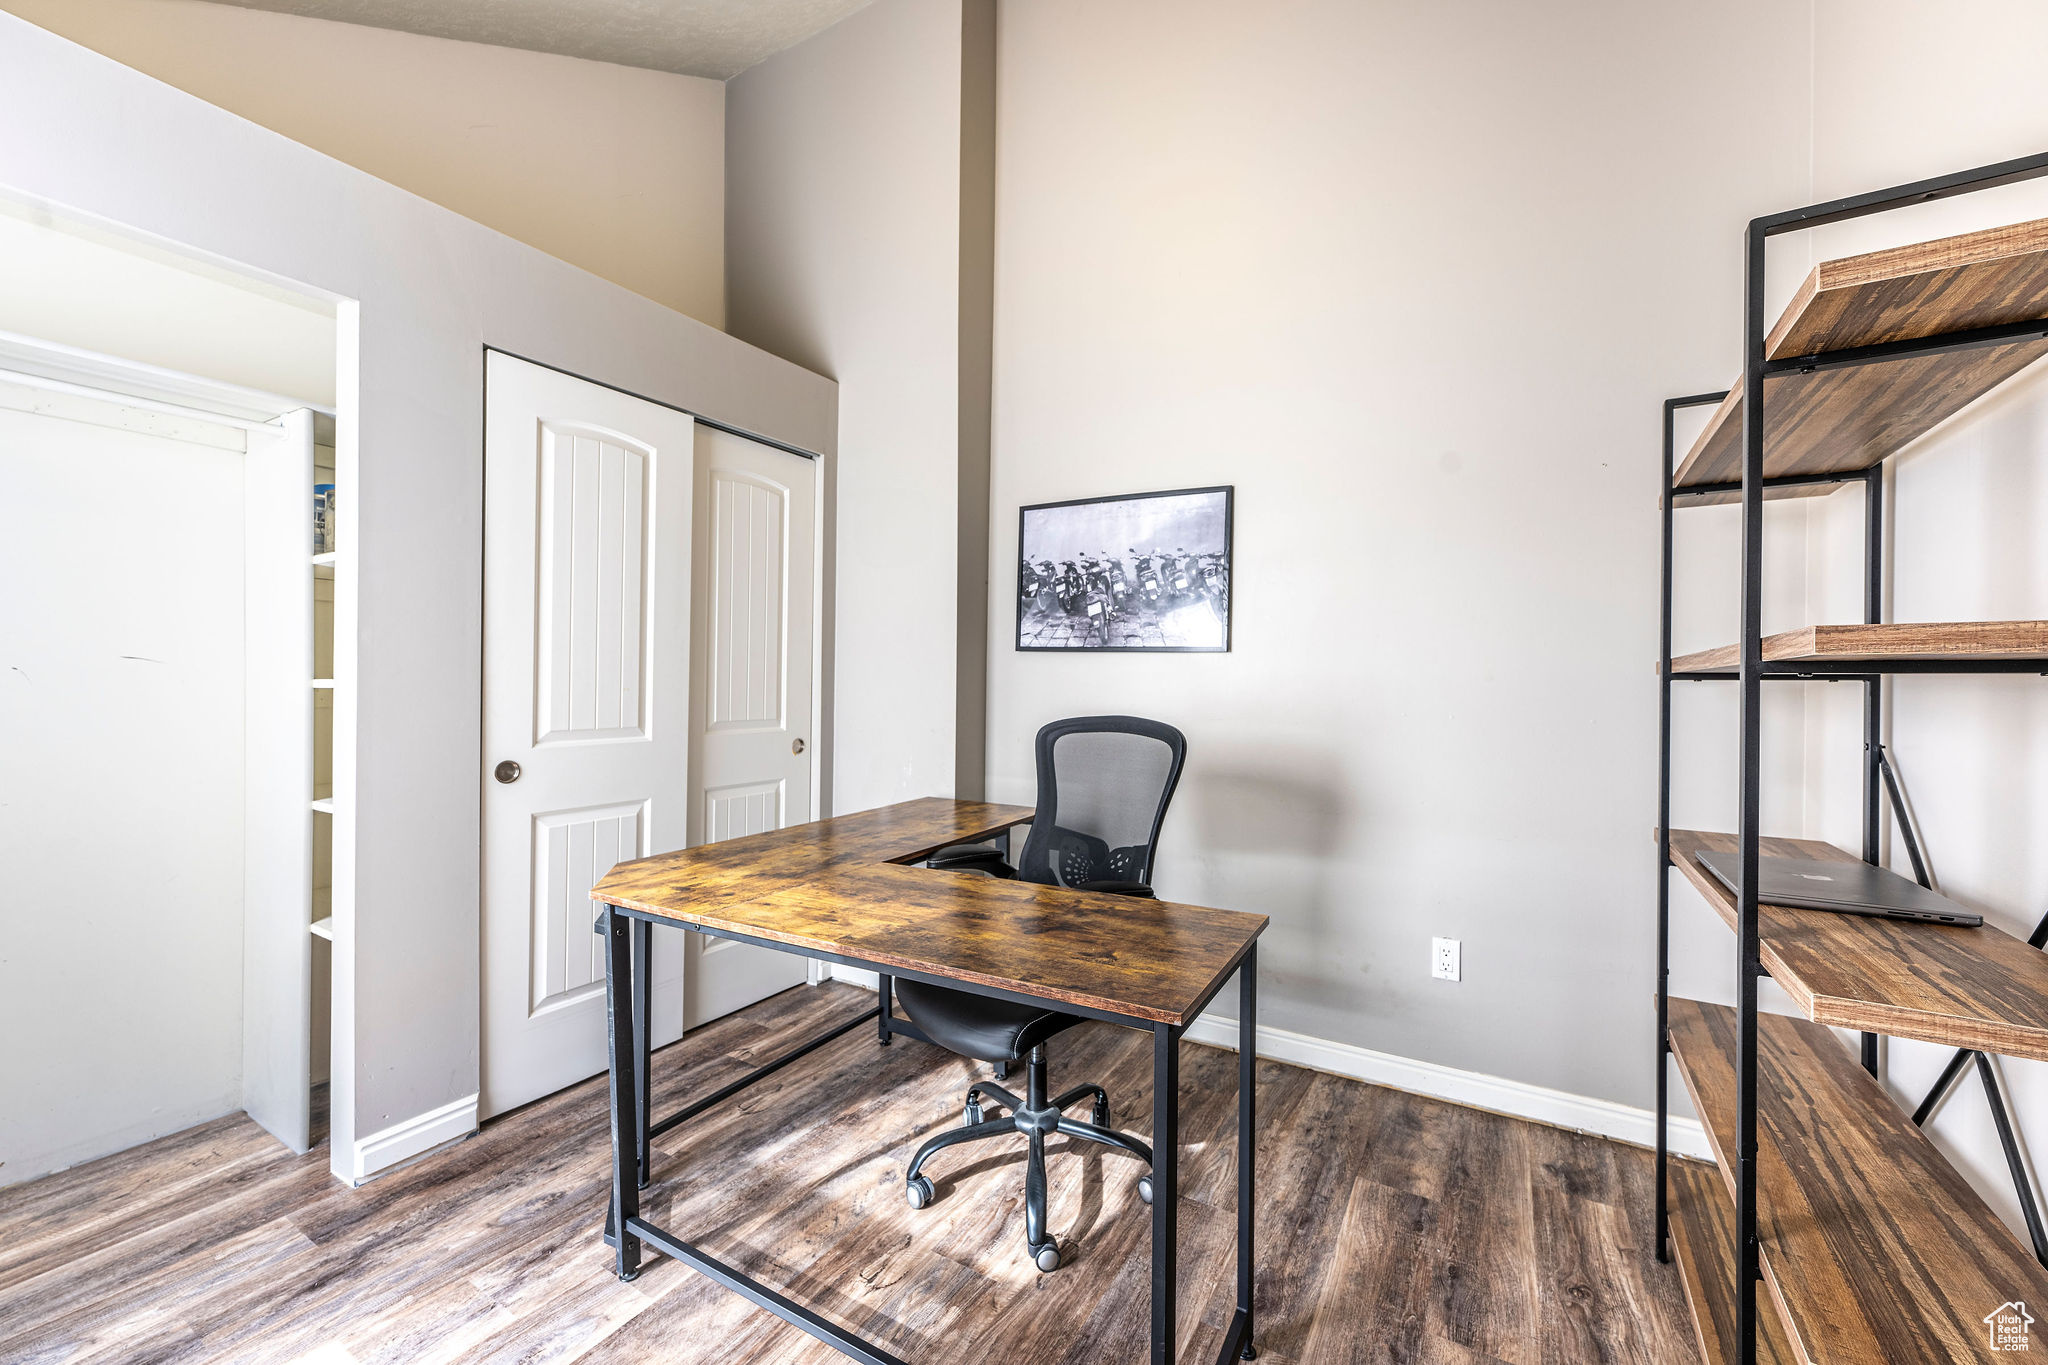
left=596, top=905, right=1259, bottom=1365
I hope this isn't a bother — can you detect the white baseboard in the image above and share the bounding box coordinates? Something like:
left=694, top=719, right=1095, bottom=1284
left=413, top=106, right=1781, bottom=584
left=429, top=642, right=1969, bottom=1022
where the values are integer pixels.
left=348, top=1092, right=477, bottom=1184
left=1184, top=1013, right=1714, bottom=1160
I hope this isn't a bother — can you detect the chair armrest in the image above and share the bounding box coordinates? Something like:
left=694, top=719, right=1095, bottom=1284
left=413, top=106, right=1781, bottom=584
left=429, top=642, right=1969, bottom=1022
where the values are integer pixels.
left=927, top=845, right=1016, bottom=878
left=1071, top=879, right=1156, bottom=898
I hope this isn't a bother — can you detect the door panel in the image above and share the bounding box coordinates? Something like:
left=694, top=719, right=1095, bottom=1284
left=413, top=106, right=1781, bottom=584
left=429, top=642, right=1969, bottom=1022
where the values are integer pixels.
left=686, top=427, right=816, bottom=1027
left=530, top=799, right=646, bottom=1015
left=482, top=353, right=691, bottom=1120
left=705, top=780, right=783, bottom=842
left=707, top=471, right=786, bottom=728
left=536, top=428, right=647, bottom=742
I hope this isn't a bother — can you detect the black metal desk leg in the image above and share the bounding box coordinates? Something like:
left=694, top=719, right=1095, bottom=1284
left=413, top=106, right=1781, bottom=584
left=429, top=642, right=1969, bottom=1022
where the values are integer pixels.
left=878, top=973, right=894, bottom=1045
left=1237, top=946, right=1258, bottom=1359
left=1152, top=1022, right=1180, bottom=1365
left=632, top=915, right=652, bottom=1189
left=603, top=907, right=642, bottom=1280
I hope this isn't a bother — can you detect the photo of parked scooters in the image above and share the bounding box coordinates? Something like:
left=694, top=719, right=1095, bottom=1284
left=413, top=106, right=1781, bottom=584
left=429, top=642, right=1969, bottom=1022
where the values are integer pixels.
left=1016, top=487, right=1232, bottom=651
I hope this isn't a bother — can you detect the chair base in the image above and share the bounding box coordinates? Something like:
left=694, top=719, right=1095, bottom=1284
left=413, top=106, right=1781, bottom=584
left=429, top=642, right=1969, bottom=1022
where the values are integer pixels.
left=904, top=1045, right=1154, bottom=1272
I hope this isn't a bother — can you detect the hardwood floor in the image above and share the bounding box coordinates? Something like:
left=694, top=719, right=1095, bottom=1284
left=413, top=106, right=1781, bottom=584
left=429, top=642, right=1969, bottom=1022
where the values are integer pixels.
left=0, top=984, right=1700, bottom=1364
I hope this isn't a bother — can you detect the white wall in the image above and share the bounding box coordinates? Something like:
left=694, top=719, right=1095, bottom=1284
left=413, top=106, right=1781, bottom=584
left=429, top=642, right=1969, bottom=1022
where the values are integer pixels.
left=726, top=0, right=991, bottom=815
left=0, top=13, right=832, bottom=1184
left=986, top=0, right=1811, bottom=1112
left=1789, top=0, right=2048, bottom=1244
left=0, top=395, right=248, bottom=1182
left=0, top=0, right=727, bottom=325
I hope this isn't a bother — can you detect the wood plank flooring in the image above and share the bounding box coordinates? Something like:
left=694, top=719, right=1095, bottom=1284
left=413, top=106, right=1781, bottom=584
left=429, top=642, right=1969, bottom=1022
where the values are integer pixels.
left=0, top=984, right=1699, bottom=1365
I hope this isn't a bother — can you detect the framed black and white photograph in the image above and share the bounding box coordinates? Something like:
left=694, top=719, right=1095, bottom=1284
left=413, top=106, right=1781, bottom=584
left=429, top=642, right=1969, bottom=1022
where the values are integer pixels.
left=1016, top=486, right=1232, bottom=651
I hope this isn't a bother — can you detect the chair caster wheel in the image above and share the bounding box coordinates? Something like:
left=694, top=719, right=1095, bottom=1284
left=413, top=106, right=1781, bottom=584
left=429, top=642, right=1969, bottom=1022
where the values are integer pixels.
left=1033, top=1241, right=1062, bottom=1273
left=965, top=1100, right=984, bottom=1125
left=1240, top=1344, right=1258, bottom=1360
left=1137, top=1175, right=1154, bottom=1206
left=1092, top=1100, right=1110, bottom=1128
left=905, top=1174, right=935, bottom=1209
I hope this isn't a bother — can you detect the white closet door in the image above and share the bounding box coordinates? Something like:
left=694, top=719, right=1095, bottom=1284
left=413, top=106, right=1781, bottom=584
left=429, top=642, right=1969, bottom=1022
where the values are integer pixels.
left=243, top=409, right=316, bottom=1153
left=684, top=425, right=815, bottom=1026
left=481, top=353, right=693, bottom=1119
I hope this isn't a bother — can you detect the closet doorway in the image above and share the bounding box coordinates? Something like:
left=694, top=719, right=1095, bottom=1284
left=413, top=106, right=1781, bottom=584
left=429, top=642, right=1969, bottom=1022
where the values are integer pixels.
left=0, top=200, right=345, bottom=1189
left=0, top=349, right=340, bottom=1180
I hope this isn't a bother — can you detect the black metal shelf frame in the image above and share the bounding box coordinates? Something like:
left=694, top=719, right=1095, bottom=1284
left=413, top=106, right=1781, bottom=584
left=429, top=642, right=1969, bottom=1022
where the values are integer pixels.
left=1654, top=150, right=2048, bottom=1365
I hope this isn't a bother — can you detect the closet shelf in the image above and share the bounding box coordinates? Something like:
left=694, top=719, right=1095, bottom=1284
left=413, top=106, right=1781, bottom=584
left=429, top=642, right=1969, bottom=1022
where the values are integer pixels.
left=1666, top=620, right=2048, bottom=676
left=310, top=917, right=334, bottom=941
left=311, top=797, right=335, bottom=814
left=312, top=552, right=335, bottom=580
left=1667, top=997, right=2048, bottom=1364
left=1667, top=828, right=2048, bottom=1059
left=1665, top=1159, right=1798, bottom=1365
left=1672, top=216, right=2048, bottom=505
left=312, top=679, right=334, bottom=689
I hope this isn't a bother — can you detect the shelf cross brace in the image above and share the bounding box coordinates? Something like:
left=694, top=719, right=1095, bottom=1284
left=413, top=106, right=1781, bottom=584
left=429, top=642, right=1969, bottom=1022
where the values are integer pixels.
left=1876, top=745, right=2048, bottom=1268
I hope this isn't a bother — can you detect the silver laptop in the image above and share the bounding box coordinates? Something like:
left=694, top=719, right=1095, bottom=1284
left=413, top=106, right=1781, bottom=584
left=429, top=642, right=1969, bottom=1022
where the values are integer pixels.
left=1695, top=850, right=1982, bottom=927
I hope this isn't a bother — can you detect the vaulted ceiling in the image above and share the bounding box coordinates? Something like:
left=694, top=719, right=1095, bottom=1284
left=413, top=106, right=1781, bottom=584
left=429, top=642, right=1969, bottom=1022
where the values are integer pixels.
left=195, top=0, right=873, bottom=79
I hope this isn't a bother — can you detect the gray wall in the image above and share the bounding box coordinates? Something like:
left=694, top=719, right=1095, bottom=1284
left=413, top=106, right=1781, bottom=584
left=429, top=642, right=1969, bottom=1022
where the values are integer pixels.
left=987, top=0, right=2048, bottom=1250
left=725, top=0, right=995, bottom=817
left=0, top=13, right=833, bottom=1183
left=985, top=0, right=1810, bottom=1111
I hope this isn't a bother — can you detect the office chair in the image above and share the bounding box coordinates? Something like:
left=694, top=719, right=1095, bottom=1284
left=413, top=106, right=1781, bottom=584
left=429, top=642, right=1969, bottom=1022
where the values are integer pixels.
left=897, top=715, right=1187, bottom=1272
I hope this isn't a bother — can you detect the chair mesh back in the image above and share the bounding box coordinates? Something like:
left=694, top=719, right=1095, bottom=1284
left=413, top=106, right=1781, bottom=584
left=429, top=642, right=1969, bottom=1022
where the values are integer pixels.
left=1016, top=717, right=1186, bottom=888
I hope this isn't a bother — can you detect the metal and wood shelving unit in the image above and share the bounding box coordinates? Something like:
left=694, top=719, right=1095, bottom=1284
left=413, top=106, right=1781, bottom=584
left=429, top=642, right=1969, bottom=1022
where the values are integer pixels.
left=1656, top=153, right=2048, bottom=1364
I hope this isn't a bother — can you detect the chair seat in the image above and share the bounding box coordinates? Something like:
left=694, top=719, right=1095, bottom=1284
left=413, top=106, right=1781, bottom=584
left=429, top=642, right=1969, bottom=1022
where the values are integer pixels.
left=894, top=979, right=1082, bottom=1063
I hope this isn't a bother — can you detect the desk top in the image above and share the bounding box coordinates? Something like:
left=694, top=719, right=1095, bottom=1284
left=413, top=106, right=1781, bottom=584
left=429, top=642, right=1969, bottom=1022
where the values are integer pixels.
left=591, top=797, right=1268, bottom=1026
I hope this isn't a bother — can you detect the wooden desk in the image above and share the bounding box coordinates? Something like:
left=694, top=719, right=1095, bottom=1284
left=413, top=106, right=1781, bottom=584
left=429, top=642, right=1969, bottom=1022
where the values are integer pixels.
left=590, top=797, right=1268, bottom=1365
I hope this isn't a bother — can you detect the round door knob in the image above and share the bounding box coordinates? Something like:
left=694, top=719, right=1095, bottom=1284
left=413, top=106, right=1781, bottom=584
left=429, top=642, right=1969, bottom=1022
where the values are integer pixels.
left=791, top=738, right=806, bottom=755
left=494, top=760, right=522, bottom=784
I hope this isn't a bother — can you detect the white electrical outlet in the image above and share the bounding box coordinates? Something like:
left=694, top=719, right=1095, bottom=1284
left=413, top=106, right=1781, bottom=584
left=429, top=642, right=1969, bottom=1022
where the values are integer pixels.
left=1432, top=936, right=1461, bottom=982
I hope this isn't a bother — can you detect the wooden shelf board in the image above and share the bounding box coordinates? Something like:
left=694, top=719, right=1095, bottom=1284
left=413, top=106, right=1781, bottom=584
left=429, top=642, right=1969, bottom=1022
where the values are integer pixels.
left=1667, top=996, right=2048, bottom=1364
left=1669, top=620, right=2048, bottom=675
left=1667, top=828, right=2048, bottom=1060
left=1667, top=1159, right=1799, bottom=1365
left=1674, top=216, right=2048, bottom=493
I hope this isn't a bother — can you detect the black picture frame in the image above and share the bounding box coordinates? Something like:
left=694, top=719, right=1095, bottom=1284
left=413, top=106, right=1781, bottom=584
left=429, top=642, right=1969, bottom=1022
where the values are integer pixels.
left=1015, top=485, right=1233, bottom=652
